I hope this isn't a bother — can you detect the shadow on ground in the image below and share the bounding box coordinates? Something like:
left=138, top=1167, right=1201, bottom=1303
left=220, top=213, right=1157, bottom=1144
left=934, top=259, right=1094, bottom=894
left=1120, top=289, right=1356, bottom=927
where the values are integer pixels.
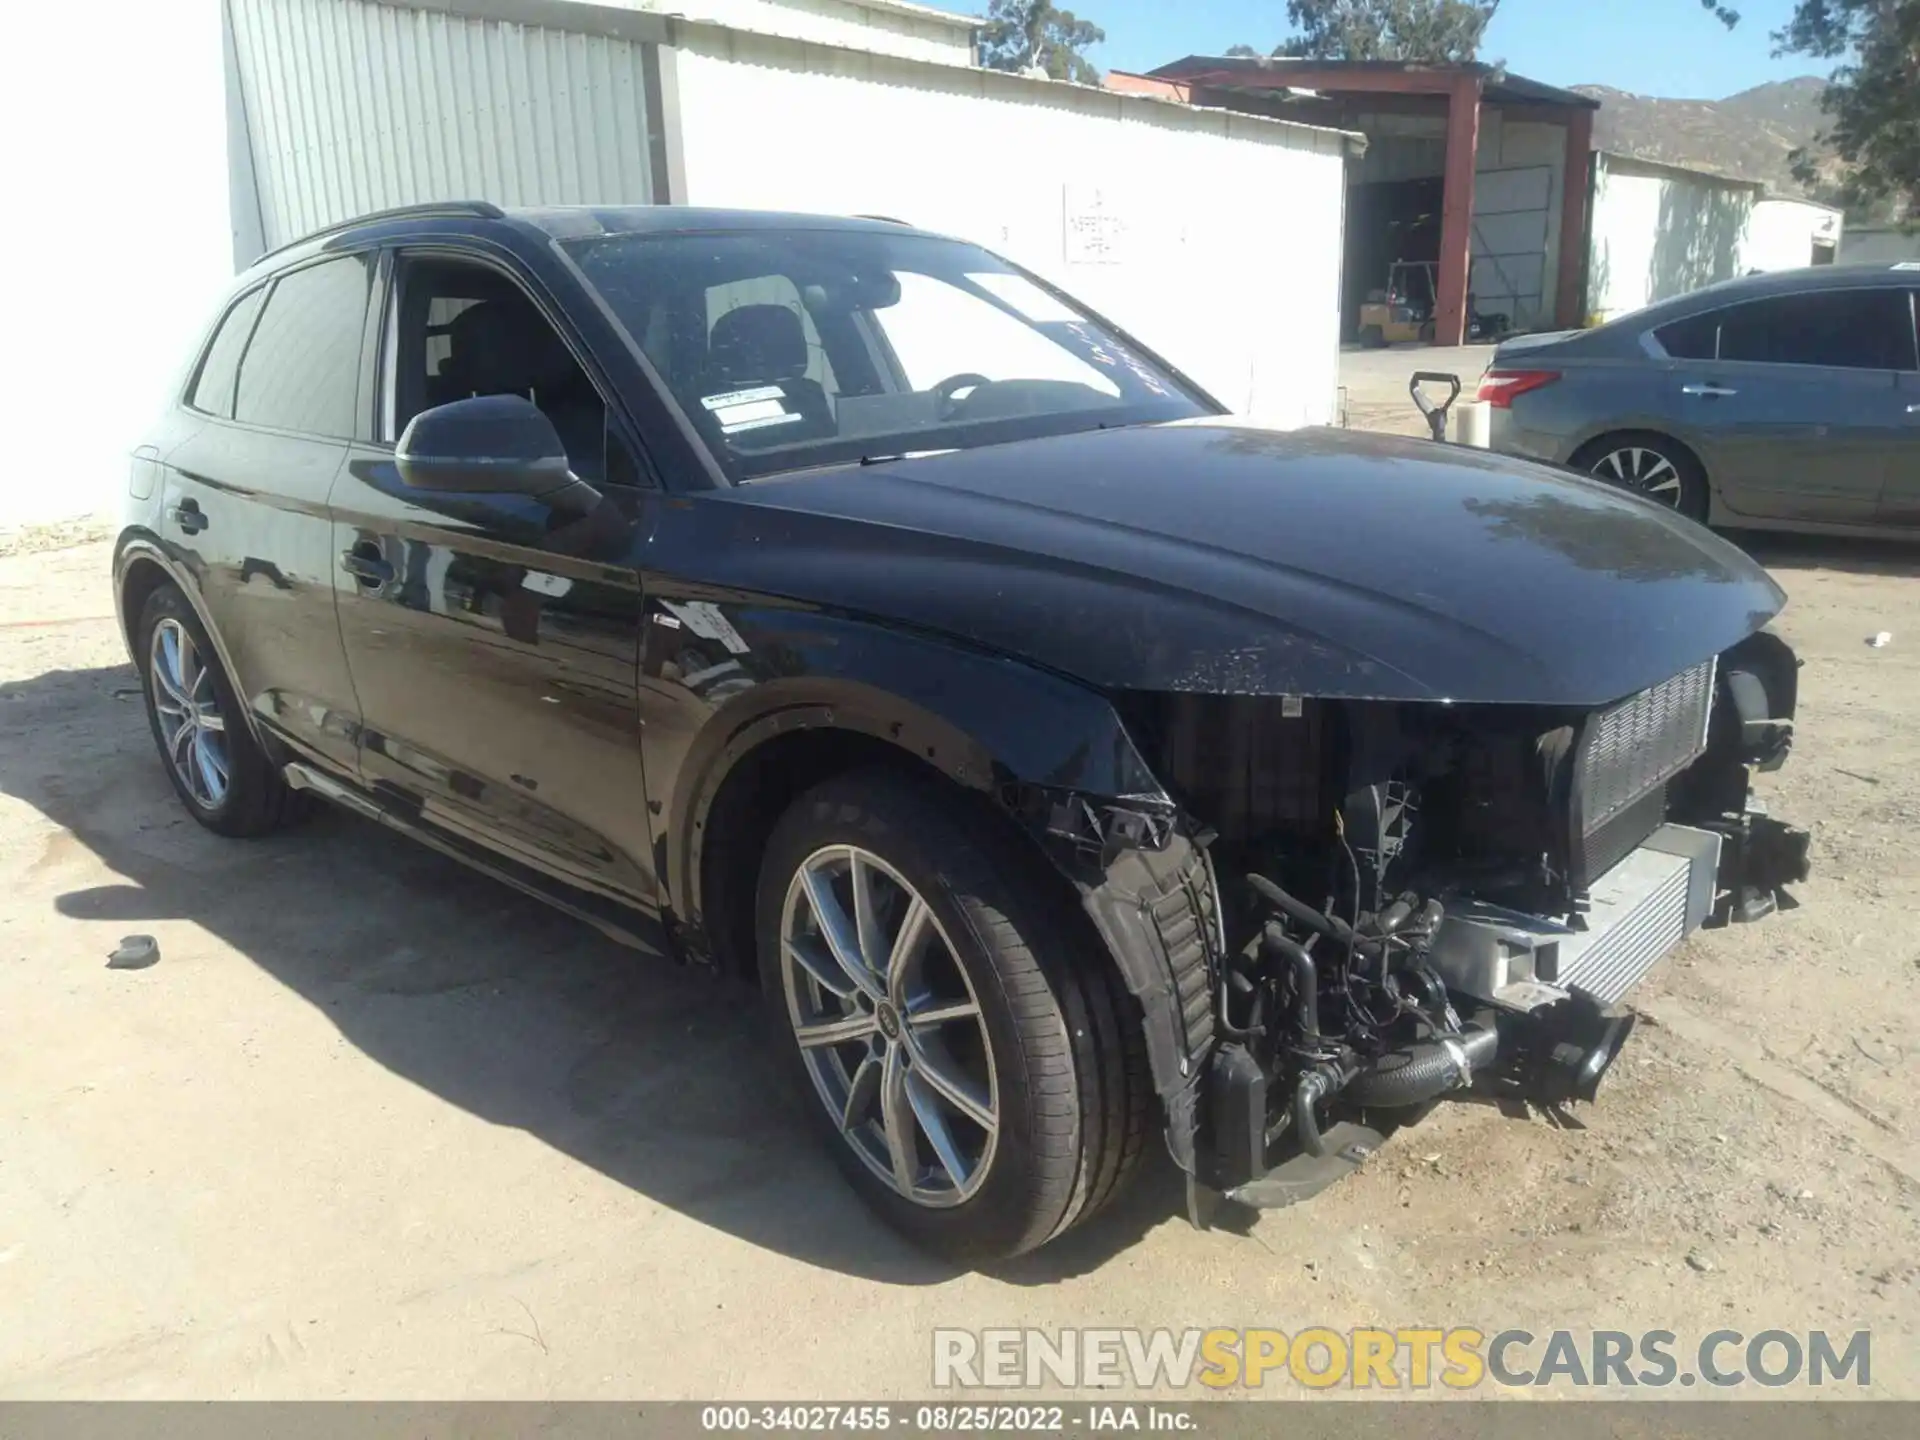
left=0, top=662, right=1188, bottom=1288
left=1727, top=529, right=1920, bottom=580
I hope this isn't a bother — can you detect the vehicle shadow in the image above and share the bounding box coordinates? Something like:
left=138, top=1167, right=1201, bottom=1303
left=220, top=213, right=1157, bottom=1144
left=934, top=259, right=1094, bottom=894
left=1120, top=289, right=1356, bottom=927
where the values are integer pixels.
left=1727, top=529, right=1920, bottom=580
left=0, top=662, right=1187, bottom=1287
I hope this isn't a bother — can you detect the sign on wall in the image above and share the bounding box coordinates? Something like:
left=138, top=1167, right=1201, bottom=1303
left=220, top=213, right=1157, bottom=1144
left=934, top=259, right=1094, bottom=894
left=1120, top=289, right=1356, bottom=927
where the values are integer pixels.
left=1063, top=185, right=1131, bottom=265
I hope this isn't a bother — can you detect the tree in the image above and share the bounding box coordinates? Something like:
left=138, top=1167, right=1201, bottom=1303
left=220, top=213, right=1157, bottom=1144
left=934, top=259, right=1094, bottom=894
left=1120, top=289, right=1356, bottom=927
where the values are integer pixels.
left=979, top=0, right=1106, bottom=84
left=1230, top=2, right=1737, bottom=64
left=1227, top=1, right=1502, bottom=63
left=1774, top=0, right=1920, bottom=217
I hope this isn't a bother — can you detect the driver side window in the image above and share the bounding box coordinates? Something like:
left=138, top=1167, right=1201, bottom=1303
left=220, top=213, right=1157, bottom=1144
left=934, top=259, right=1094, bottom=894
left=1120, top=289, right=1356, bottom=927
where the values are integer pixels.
left=390, top=256, right=639, bottom=485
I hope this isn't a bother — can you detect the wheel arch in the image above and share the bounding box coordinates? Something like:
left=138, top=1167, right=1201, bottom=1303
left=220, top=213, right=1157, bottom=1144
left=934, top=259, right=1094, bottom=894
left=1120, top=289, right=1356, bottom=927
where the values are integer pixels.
left=667, top=629, right=1217, bottom=1175
left=113, top=536, right=271, bottom=751
left=669, top=657, right=1164, bottom=969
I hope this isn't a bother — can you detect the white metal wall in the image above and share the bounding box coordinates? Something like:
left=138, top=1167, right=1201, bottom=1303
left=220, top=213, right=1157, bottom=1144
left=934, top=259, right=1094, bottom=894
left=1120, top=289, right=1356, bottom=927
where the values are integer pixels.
left=1588, top=155, right=1758, bottom=323
left=596, top=0, right=975, bottom=66
left=229, top=0, right=659, bottom=253
left=1743, top=197, right=1843, bottom=272
left=669, top=28, right=1352, bottom=428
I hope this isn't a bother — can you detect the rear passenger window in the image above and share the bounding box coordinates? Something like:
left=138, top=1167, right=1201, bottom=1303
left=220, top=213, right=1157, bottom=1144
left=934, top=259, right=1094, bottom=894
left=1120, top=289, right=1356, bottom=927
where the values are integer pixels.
left=234, top=256, right=372, bottom=436
left=1715, top=289, right=1915, bottom=370
left=189, top=286, right=267, bottom=418
left=1654, top=311, right=1718, bottom=361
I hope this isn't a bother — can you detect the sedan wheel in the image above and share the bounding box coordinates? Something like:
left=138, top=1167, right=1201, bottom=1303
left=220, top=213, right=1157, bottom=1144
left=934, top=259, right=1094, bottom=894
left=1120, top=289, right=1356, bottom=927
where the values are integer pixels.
left=780, top=845, right=999, bottom=1206
left=149, top=616, right=231, bottom=809
left=1590, top=444, right=1685, bottom=506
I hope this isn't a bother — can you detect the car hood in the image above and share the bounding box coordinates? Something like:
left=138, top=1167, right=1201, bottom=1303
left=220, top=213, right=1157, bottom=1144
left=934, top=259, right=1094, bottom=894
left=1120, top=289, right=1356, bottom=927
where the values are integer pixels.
left=690, top=419, right=1785, bottom=706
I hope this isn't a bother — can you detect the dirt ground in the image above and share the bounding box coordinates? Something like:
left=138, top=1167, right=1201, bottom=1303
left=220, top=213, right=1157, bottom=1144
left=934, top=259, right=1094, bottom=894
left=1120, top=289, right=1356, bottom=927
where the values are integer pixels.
left=1337, top=343, right=1498, bottom=438
left=4, top=434, right=1918, bottom=1399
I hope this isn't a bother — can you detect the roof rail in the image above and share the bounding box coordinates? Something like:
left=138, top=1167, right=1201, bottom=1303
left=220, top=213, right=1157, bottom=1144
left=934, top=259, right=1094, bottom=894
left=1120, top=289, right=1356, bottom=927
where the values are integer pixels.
left=255, top=201, right=507, bottom=265
left=854, top=213, right=913, bottom=226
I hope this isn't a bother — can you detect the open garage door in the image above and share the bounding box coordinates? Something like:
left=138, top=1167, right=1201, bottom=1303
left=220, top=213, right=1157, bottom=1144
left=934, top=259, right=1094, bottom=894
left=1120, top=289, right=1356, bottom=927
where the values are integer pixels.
left=1471, top=165, right=1553, bottom=332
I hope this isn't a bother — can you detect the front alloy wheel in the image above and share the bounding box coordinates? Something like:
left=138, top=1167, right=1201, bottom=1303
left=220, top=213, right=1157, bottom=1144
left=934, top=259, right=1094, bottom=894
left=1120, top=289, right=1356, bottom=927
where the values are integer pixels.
left=780, top=845, right=998, bottom=1206
left=756, top=770, right=1152, bottom=1260
left=149, top=616, right=231, bottom=809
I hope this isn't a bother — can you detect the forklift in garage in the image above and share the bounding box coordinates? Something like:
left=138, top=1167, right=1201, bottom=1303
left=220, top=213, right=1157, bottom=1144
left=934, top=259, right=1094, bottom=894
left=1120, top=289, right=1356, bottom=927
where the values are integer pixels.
left=1356, top=259, right=1514, bottom=348
left=1357, top=260, right=1440, bottom=347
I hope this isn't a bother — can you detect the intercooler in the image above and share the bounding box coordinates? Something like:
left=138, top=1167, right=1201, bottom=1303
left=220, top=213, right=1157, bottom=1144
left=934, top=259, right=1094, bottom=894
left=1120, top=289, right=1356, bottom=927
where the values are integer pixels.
left=1433, top=659, right=1723, bottom=1012
left=1570, top=659, right=1716, bottom=888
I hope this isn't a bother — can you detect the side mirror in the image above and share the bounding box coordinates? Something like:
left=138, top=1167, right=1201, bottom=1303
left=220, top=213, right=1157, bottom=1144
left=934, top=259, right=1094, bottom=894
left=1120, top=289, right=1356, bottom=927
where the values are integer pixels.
left=395, top=394, right=575, bottom=496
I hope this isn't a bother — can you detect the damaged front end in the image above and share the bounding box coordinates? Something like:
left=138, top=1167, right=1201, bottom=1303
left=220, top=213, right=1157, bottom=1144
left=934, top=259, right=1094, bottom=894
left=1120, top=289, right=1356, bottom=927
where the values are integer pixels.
left=1039, top=630, right=1810, bottom=1220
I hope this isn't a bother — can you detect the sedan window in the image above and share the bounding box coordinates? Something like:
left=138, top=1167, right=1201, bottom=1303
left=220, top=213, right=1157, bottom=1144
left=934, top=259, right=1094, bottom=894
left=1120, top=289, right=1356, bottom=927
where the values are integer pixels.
left=1652, top=310, right=1718, bottom=362
left=1713, top=289, right=1916, bottom=371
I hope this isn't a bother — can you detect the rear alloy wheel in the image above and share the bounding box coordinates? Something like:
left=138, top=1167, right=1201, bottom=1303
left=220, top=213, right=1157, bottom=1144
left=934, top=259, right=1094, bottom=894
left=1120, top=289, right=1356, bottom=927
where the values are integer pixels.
left=150, top=616, right=231, bottom=811
left=1577, top=433, right=1708, bottom=521
left=757, top=770, right=1151, bottom=1261
left=136, top=583, right=308, bottom=838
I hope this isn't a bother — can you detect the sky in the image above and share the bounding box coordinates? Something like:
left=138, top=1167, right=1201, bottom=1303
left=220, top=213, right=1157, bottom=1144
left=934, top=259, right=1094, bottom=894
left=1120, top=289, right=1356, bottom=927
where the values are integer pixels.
left=1082, top=0, right=1821, bottom=101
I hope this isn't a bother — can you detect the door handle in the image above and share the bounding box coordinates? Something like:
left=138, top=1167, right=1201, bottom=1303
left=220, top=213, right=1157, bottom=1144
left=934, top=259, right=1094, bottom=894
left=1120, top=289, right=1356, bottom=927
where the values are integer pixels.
left=341, top=545, right=394, bottom=587
left=1907, top=403, right=1920, bottom=415
left=169, top=499, right=208, bottom=534
left=1681, top=383, right=1739, bottom=398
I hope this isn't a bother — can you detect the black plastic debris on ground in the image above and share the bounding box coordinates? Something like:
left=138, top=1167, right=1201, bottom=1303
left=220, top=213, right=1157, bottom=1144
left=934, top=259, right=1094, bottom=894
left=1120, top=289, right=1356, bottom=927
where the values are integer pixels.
left=106, top=935, right=159, bottom=970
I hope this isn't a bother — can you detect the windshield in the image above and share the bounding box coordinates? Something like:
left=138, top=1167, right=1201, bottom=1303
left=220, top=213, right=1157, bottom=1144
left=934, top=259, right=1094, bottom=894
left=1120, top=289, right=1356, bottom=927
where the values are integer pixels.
left=560, top=228, right=1213, bottom=480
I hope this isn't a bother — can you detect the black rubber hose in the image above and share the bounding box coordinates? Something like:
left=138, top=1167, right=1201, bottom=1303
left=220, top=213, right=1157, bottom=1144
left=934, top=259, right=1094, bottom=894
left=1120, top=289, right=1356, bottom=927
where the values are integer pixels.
left=1296, top=1072, right=1330, bottom=1157
left=1261, top=921, right=1321, bottom=1041
left=1376, top=897, right=1414, bottom=936
left=1247, top=873, right=1355, bottom=945
left=1345, top=1027, right=1500, bottom=1108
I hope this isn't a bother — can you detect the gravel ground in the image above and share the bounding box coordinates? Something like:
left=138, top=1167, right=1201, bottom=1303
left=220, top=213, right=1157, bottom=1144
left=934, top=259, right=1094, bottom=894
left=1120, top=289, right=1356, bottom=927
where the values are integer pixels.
left=2, top=485, right=1916, bottom=1399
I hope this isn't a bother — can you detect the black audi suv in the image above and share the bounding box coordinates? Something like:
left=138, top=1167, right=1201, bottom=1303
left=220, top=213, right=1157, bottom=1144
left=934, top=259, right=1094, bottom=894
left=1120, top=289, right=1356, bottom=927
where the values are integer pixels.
left=117, top=202, right=1809, bottom=1260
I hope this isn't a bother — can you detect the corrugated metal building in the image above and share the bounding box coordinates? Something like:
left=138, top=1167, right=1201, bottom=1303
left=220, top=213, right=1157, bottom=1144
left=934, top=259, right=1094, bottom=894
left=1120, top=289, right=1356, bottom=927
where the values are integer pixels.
left=8, top=0, right=1357, bottom=526
left=1586, top=152, right=1845, bottom=324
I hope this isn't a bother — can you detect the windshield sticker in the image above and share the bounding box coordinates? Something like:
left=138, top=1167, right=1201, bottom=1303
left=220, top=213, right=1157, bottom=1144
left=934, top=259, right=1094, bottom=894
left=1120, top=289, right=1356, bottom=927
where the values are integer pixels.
left=701, top=389, right=803, bottom=434
left=966, top=272, right=1081, bottom=324
left=701, top=385, right=786, bottom=410
left=721, top=409, right=805, bottom=435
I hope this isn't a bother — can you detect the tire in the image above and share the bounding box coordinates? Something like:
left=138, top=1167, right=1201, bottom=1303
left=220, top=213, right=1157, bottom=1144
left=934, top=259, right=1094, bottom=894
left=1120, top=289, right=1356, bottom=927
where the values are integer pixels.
left=756, top=768, right=1151, bottom=1262
left=1358, top=324, right=1387, bottom=349
left=135, top=583, right=308, bottom=838
left=1572, top=431, right=1710, bottom=523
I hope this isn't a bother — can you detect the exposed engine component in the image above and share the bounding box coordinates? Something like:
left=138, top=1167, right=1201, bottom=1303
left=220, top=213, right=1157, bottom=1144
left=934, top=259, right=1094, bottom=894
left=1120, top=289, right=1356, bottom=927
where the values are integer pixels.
left=1126, top=649, right=1806, bottom=1207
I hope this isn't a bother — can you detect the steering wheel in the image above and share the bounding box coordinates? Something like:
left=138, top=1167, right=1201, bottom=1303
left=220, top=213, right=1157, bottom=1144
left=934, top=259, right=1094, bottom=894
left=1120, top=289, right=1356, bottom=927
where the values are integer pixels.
left=932, top=372, right=993, bottom=422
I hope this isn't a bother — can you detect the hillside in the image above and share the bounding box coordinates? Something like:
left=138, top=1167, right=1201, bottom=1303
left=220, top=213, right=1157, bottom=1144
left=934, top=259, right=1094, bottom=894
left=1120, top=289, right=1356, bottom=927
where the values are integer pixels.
left=1572, top=76, right=1836, bottom=196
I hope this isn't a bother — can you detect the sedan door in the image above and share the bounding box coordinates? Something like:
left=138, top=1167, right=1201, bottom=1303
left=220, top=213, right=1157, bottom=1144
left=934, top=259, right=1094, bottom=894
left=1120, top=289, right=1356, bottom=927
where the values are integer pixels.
left=1879, top=287, right=1920, bottom=530
left=1662, top=286, right=1911, bottom=526
left=327, top=247, right=665, bottom=949
left=156, top=254, right=374, bottom=776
